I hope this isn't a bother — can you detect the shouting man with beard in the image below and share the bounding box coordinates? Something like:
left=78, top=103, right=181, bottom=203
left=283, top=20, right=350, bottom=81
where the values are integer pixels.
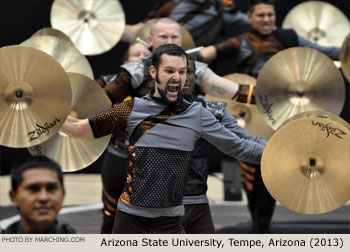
left=60, top=44, right=264, bottom=234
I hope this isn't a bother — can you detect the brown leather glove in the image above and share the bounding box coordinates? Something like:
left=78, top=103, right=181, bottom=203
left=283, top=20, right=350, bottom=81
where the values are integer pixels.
left=232, top=84, right=256, bottom=104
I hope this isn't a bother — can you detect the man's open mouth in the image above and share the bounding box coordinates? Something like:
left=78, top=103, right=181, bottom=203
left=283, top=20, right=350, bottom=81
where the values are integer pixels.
left=167, top=83, right=180, bottom=93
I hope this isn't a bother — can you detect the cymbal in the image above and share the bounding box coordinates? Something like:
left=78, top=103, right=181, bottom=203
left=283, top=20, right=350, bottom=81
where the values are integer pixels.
left=206, top=73, right=274, bottom=140
left=282, top=1, right=350, bottom=47
left=50, top=0, right=125, bottom=56
left=340, top=33, right=350, bottom=81
left=0, top=45, right=72, bottom=148
left=31, top=27, right=74, bottom=45
left=256, top=47, right=345, bottom=130
left=281, top=111, right=350, bottom=131
left=21, top=36, right=94, bottom=79
left=261, top=115, right=350, bottom=214
left=28, top=73, right=111, bottom=172
left=130, top=19, right=196, bottom=50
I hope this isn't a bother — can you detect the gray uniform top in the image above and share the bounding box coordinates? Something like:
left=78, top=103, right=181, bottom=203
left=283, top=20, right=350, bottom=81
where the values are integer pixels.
left=89, top=94, right=264, bottom=218
left=102, top=58, right=206, bottom=157
left=182, top=98, right=266, bottom=205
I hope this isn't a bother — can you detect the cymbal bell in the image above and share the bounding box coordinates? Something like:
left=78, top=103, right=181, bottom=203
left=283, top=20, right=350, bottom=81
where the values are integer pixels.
left=340, top=33, right=350, bottom=81
left=50, top=0, right=125, bottom=56
left=282, top=1, right=350, bottom=47
left=28, top=73, right=111, bottom=172
left=130, top=19, right=196, bottom=50
left=261, top=115, right=350, bottom=214
left=31, top=27, right=74, bottom=45
left=21, top=36, right=94, bottom=79
left=206, top=73, right=274, bottom=140
left=0, top=45, right=72, bottom=148
left=256, top=47, right=345, bottom=130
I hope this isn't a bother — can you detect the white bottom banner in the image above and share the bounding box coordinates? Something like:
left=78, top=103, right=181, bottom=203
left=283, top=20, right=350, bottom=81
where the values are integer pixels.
left=1, top=234, right=349, bottom=252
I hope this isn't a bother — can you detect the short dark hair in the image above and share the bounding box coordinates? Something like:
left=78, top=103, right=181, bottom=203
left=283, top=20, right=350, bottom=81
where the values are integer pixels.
left=11, top=156, right=64, bottom=192
left=151, top=44, right=187, bottom=70
left=248, top=0, right=275, bottom=12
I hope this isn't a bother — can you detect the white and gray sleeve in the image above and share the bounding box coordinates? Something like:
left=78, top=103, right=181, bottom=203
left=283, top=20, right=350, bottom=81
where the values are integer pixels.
left=194, top=60, right=208, bottom=87
left=200, top=107, right=265, bottom=164
left=120, top=60, right=146, bottom=89
left=220, top=110, right=268, bottom=146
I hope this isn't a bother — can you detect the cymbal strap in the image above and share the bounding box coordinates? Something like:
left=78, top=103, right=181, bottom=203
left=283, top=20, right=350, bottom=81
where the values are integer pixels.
left=247, top=84, right=254, bottom=105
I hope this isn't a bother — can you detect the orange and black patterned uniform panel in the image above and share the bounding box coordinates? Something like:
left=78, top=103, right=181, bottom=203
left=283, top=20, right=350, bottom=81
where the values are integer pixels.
left=89, top=99, right=134, bottom=138
left=103, top=71, right=134, bottom=104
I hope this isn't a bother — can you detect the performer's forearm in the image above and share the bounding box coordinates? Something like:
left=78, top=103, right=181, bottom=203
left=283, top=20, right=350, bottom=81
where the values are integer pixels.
left=200, top=67, right=239, bottom=99
left=60, top=116, right=93, bottom=138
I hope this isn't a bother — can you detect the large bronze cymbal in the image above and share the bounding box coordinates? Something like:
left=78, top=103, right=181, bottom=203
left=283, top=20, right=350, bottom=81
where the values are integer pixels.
left=130, top=19, right=196, bottom=50
left=50, top=0, right=125, bottom=56
left=281, top=111, right=350, bottom=131
left=282, top=1, right=350, bottom=47
left=31, top=27, right=74, bottom=45
left=206, top=73, right=274, bottom=140
left=256, top=47, right=345, bottom=130
left=28, top=73, right=111, bottom=172
left=21, top=36, right=94, bottom=79
left=0, top=45, right=72, bottom=148
left=261, top=115, right=350, bottom=214
left=340, top=33, right=350, bottom=81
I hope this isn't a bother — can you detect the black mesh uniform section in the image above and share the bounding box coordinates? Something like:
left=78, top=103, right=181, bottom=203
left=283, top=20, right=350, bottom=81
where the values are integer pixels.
left=183, top=136, right=211, bottom=196
left=104, top=70, right=134, bottom=104
left=127, top=147, right=192, bottom=208
left=183, top=157, right=209, bottom=196
left=89, top=100, right=134, bottom=138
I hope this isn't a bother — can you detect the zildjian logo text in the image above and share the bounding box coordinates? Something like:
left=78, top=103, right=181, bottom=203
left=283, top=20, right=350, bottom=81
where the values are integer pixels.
left=311, top=121, right=346, bottom=139
left=27, top=119, right=60, bottom=141
left=259, top=94, right=276, bottom=125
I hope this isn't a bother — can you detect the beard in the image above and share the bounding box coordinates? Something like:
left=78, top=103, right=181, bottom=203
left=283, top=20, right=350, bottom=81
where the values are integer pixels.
left=156, top=86, right=183, bottom=104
